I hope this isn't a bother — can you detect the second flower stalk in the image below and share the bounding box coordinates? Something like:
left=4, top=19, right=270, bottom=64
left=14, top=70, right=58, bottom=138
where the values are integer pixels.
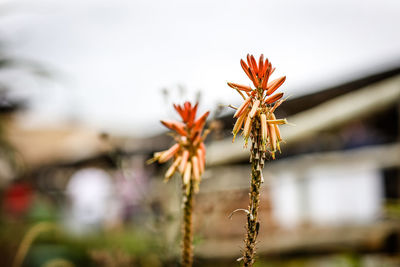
left=228, top=54, right=289, bottom=266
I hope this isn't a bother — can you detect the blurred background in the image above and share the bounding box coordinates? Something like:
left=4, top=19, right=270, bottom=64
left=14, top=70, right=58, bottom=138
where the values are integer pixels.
left=0, top=0, right=399, bottom=266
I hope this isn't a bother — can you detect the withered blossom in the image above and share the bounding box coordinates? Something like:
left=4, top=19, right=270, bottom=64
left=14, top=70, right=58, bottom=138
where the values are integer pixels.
left=228, top=54, right=289, bottom=266
left=149, top=101, right=209, bottom=267
left=228, top=54, right=288, bottom=159
left=149, top=101, right=209, bottom=193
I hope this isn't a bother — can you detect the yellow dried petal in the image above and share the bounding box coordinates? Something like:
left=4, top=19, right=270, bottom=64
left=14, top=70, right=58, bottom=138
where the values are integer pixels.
left=274, top=124, right=282, bottom=141
left=243, top=114, right=252, bottom=146
left=183, top=162, right=192, bottom=185
left=268, top=123, right=277, bottom=152
left=266, top=119, right=288, bottom=125
left=233, top=97, right=251, bottom=118
left=159, top=143, right=180, bottom=163
left=260, top=113, right=267, bottom=150
left=249, top=99, right=260, bottom=119
left=164, top=156, right=181, bottom=182
left=179, top=150, right=189, bottom=173
left=197, top=148, right=205, bottom=174
left=232, top=110, right=247, bottom=142
left=191, top=156, right=200, bottom=182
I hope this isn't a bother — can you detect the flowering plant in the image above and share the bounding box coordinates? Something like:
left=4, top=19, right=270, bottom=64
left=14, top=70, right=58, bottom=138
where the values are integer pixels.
left=149, top=101, right=209, bottom=267
left=228, top=54, right=288, bottom=266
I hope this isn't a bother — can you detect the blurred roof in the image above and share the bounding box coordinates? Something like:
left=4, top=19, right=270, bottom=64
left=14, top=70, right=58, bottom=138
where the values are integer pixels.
left=207, top=66, right=400, bottom=165
left=3, top=118, right=111, bottom=170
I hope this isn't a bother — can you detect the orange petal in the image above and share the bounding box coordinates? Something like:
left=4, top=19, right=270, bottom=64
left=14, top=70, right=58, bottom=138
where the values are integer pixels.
left=182, top=101, right=192, bottom=122
left=160, top=120, right=173, bottom=129
left=249, top=99, right=260, bottom=118
left=187, top=102, right=198, bottom=127
left=268, top=123, right=277, bottom=152
left=266, top=76, right=286, bottom=96
left=191, top=131, right=201, bottom=145
left=269, top=98, right=286, bottom=113
left=196, top=148, right=204, bottom=174
left=179, top=150, right=189, bottom=173
left=199, top=143, right=206, bottom=164
left=161, top=120, right=187, bottom=136
left=193, top=111, right=210, bottom=133
left=261, top=63, right=271, bottom=91
left=250, top=55, right=258, bottom=76
left=240, top=59, right=253, bottom=81
left=246, top=55, right=259, bottom=87
left=200, top=142, right=206, bottom=153
left=173, top=104, right=184, bottom=119
left=250, top=68, right=259, bottom=88
left=262, top=58, right=269, bottom=78
left=246, top=54, right=252, bottom=68
left=265, top=92, right=284, bottom=104
left=258, top=54, right=264, bottom=79
left=159, top=143, right=180, bottom=163
left=233, top=97, right=251, bottom=118
left=184, top=101, right=191, bottom=111
left=227, top=82, right=252, bottom=92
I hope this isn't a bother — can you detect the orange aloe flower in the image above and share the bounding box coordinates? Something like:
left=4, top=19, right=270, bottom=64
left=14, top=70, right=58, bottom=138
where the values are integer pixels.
left=149, top=101, right=209, bottom=193
left=228, top=54, right=288, bottom=159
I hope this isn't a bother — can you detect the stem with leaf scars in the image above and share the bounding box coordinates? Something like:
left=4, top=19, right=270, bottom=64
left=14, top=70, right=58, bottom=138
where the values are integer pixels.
left=182, top=180, right=194, bottom=267
left=243, top=119, right=265, bottom=267
left=228, top=54, right=288, bottom=266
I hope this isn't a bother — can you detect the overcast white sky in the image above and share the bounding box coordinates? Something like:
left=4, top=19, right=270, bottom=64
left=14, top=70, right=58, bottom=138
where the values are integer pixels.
left=1, top=0, right=400, bottom=136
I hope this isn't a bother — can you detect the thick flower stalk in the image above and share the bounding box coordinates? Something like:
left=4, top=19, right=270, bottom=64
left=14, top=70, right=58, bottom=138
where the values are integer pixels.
left=228, top=54, right=288, bottom=266
left=149, top=101, right=209, bottom=267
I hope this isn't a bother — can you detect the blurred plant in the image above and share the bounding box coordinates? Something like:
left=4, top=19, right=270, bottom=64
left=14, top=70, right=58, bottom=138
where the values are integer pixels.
left=89, top=248, right=133, bottom=267
left=148, top=102, right=210, bottom=267
left=42, top=258, right=76, bottom=267
left=12, top=221, right=59, bottom=267
left=228, top=54, right=288, bottom=266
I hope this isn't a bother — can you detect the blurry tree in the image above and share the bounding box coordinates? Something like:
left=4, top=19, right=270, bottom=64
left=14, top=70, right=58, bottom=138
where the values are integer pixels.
left=0, top=34, right=50, bottom=185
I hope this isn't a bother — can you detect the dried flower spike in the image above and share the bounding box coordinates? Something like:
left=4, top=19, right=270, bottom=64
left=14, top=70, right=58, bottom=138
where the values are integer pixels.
left=228, top=53, right=288, bottom=158
left=150, top=101, right=209, bottom=192
left=228, top=54, right=289, bottom=266
left=149, top=101, right=210, bottom=267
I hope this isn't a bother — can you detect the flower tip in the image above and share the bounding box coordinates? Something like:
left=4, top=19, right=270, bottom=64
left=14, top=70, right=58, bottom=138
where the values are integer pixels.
left=146, top=157, right=157, bottom=165
left=243, top=139, right=249, bottom=148
left=232, top=133, right=237, bottom=143
left=277, top=142, right=281, bottom=153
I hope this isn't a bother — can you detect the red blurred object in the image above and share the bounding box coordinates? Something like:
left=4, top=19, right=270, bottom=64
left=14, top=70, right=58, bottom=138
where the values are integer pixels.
left=3, top=182, right=33, bottom=217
